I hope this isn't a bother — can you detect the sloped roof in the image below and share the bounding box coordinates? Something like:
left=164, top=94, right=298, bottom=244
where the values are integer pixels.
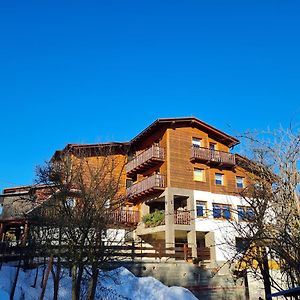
left=130, top=117, right=240, bottom=147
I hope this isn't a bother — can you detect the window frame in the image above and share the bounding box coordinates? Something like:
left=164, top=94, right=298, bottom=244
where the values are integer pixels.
left=237, top=206, right=255, bottom=222
left=236, top=176, right=245, bottom=189
left=215, top=173, right=224, bottom=186
left=194, top=168, right=205, bottom=182
left=192, top=137, right=202, bottom=148
left=209, top=142, right=217, bottom=151
left=212, top=203, right=232, bottom=220
left=196, top=201, right=207, bottom=218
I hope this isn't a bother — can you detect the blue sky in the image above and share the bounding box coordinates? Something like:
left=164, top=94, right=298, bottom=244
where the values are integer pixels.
left=0, top=0, right=300, bottom=191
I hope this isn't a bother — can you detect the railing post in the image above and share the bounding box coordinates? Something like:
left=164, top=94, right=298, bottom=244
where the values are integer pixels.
left=131, top=241, right=135, bottom=261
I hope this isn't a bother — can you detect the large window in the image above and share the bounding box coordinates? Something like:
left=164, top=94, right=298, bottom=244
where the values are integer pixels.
left=192, top=137, right=202, bottom=148
left=236, top=176, right=244, bottom=188
left=215, top=173, right=224, bottom=185
left=213, top=203, right=231, bottom=219
left=194, top=168, right=205, bottom=181
left=196, top=201, right=206, bottom=217
left=237, top=206, right=255, bottom=221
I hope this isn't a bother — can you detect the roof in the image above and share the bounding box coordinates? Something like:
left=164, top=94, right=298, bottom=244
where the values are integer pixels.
left=52, top=142, right=130, bottom=160
left=130, top=117, right=240, bottom=147
left=52, top=117, right=239, bottom=160
left=2, top=184, right=50, bottom=195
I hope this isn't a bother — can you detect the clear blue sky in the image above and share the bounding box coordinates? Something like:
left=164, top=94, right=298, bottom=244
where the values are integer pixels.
left=0, top=0, right=300, bottom=191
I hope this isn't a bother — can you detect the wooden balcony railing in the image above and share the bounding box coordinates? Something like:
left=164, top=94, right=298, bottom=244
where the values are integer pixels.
left=174, top=211, right=191, bottom=225
left=0, top=241, right=210, bottom=262
left=109, top=209, right=140, bottom=225
left=127, top=174, right=165, bottom=198
left=197, top=247, right=211, bottom=261
left=191, top=147, right=235, bottom=166
left=126, top=144, right=165, bottom=175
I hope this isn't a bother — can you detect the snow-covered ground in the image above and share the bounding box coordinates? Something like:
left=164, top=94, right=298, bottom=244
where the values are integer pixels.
left=0, top=264, right=197, bottom=300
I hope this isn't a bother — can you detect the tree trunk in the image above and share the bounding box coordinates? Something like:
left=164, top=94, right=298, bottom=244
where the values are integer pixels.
left=261, top=247, right=272, bottom=300
left=75, top=264, right=84, bottom=300
left=87, top=266, right=99, bottom=300
left=39, top=255, right=53, bottom=300
left=51, top=256, right=61, bottom=300
left=10, top=259, right=21, bottom=300
left=71, top=265, right=77, bottom=300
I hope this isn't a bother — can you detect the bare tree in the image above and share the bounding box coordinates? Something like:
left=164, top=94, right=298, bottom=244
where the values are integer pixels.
left=225, top=127, right=300, bottom=299
left=30, top=145, right=130, bottom=300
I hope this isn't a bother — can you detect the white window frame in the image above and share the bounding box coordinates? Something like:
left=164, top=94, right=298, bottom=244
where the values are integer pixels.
left=192, top=137, right=202, bottom=148
left=236, top=176, right=244, bottom=188
left=215, top=173, right=224, bottom=185
left=196, top=201, right=206, bottom=217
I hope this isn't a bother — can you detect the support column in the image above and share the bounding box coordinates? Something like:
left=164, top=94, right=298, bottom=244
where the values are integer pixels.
left=186, top=193, right=197, bottom=258
left=187, top=230, right=197, bottom=258
left=205, top=231, right=216, bottom=266
left=165, top=189, right=175, bottom=255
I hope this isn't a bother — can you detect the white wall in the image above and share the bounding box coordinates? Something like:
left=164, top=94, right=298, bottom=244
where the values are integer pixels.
left=194, top=190, right=249, bottom=262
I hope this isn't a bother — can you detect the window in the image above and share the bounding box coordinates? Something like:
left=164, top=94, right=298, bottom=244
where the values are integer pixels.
left=192, top=137, right=202, bottom=148
left=65, top=197, right=76, bottom=208
left=236, top=176, right=244, bottom=188
left=213, top=203, right=231, bottom=219
left=196, top=201, right=206, bottom=217
left=237, top=206, right=255, bottom=221
left=194, top=168, right=205, bottom=181
left=104, top=199, right=111, bottom=209
left=209, top=143, right=217, bottom=150
left=215, top=173, right=224, bottom=185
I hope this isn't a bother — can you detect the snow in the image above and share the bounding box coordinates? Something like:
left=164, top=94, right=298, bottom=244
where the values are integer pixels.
left=0, top=265, right=197, bottom=300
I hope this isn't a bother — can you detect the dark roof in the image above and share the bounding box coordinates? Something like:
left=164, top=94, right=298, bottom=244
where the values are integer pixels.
left=52, top=117, right=239, bottom=160
left=52, top=142, right=130, bottom=160
left=130, top=117, right=240, bottom=147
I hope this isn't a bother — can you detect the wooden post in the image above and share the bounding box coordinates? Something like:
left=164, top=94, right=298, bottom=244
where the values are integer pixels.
left=21, top=222, right=29, bottom=246
left=131, top=240, right=135, bottom=260
left=183, top=243, right=188, bottom=261
left=0, top=223, right=4, bottom=242
left=39, top=255, right=54, bottom=300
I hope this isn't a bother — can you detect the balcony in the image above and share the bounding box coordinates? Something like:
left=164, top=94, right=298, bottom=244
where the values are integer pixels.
left=174, top=211, right=191, bottom=225
left=126, top=144, right=165, bottom=176
left=127, top=174, right=165, bottom=199
left=191, top=147, right=235, bottom=167
left=109, top=209, right=140, bottom=226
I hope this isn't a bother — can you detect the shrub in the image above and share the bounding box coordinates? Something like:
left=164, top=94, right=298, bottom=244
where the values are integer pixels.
left=142, top=210, right=165, bottom=227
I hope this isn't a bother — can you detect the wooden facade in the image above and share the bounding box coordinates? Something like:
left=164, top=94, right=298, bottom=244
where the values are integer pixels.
left=126, top=118, right=247, bottom=198
left=0, top=117, right=252, bottom=262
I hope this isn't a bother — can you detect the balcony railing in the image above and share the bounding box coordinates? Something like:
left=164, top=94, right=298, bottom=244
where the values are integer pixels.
left=191, top=147, right=235, bottom=166
left=109, top=209, right=140, bottom=225
left=127, top=174, right=165, bottom=198
left=126, top=144, right=165, bottom=175
left=174, top=211, right=191, bottom=225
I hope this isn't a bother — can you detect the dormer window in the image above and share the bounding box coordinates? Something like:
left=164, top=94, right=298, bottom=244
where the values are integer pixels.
left=192, top=138, right=202, bottom=148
